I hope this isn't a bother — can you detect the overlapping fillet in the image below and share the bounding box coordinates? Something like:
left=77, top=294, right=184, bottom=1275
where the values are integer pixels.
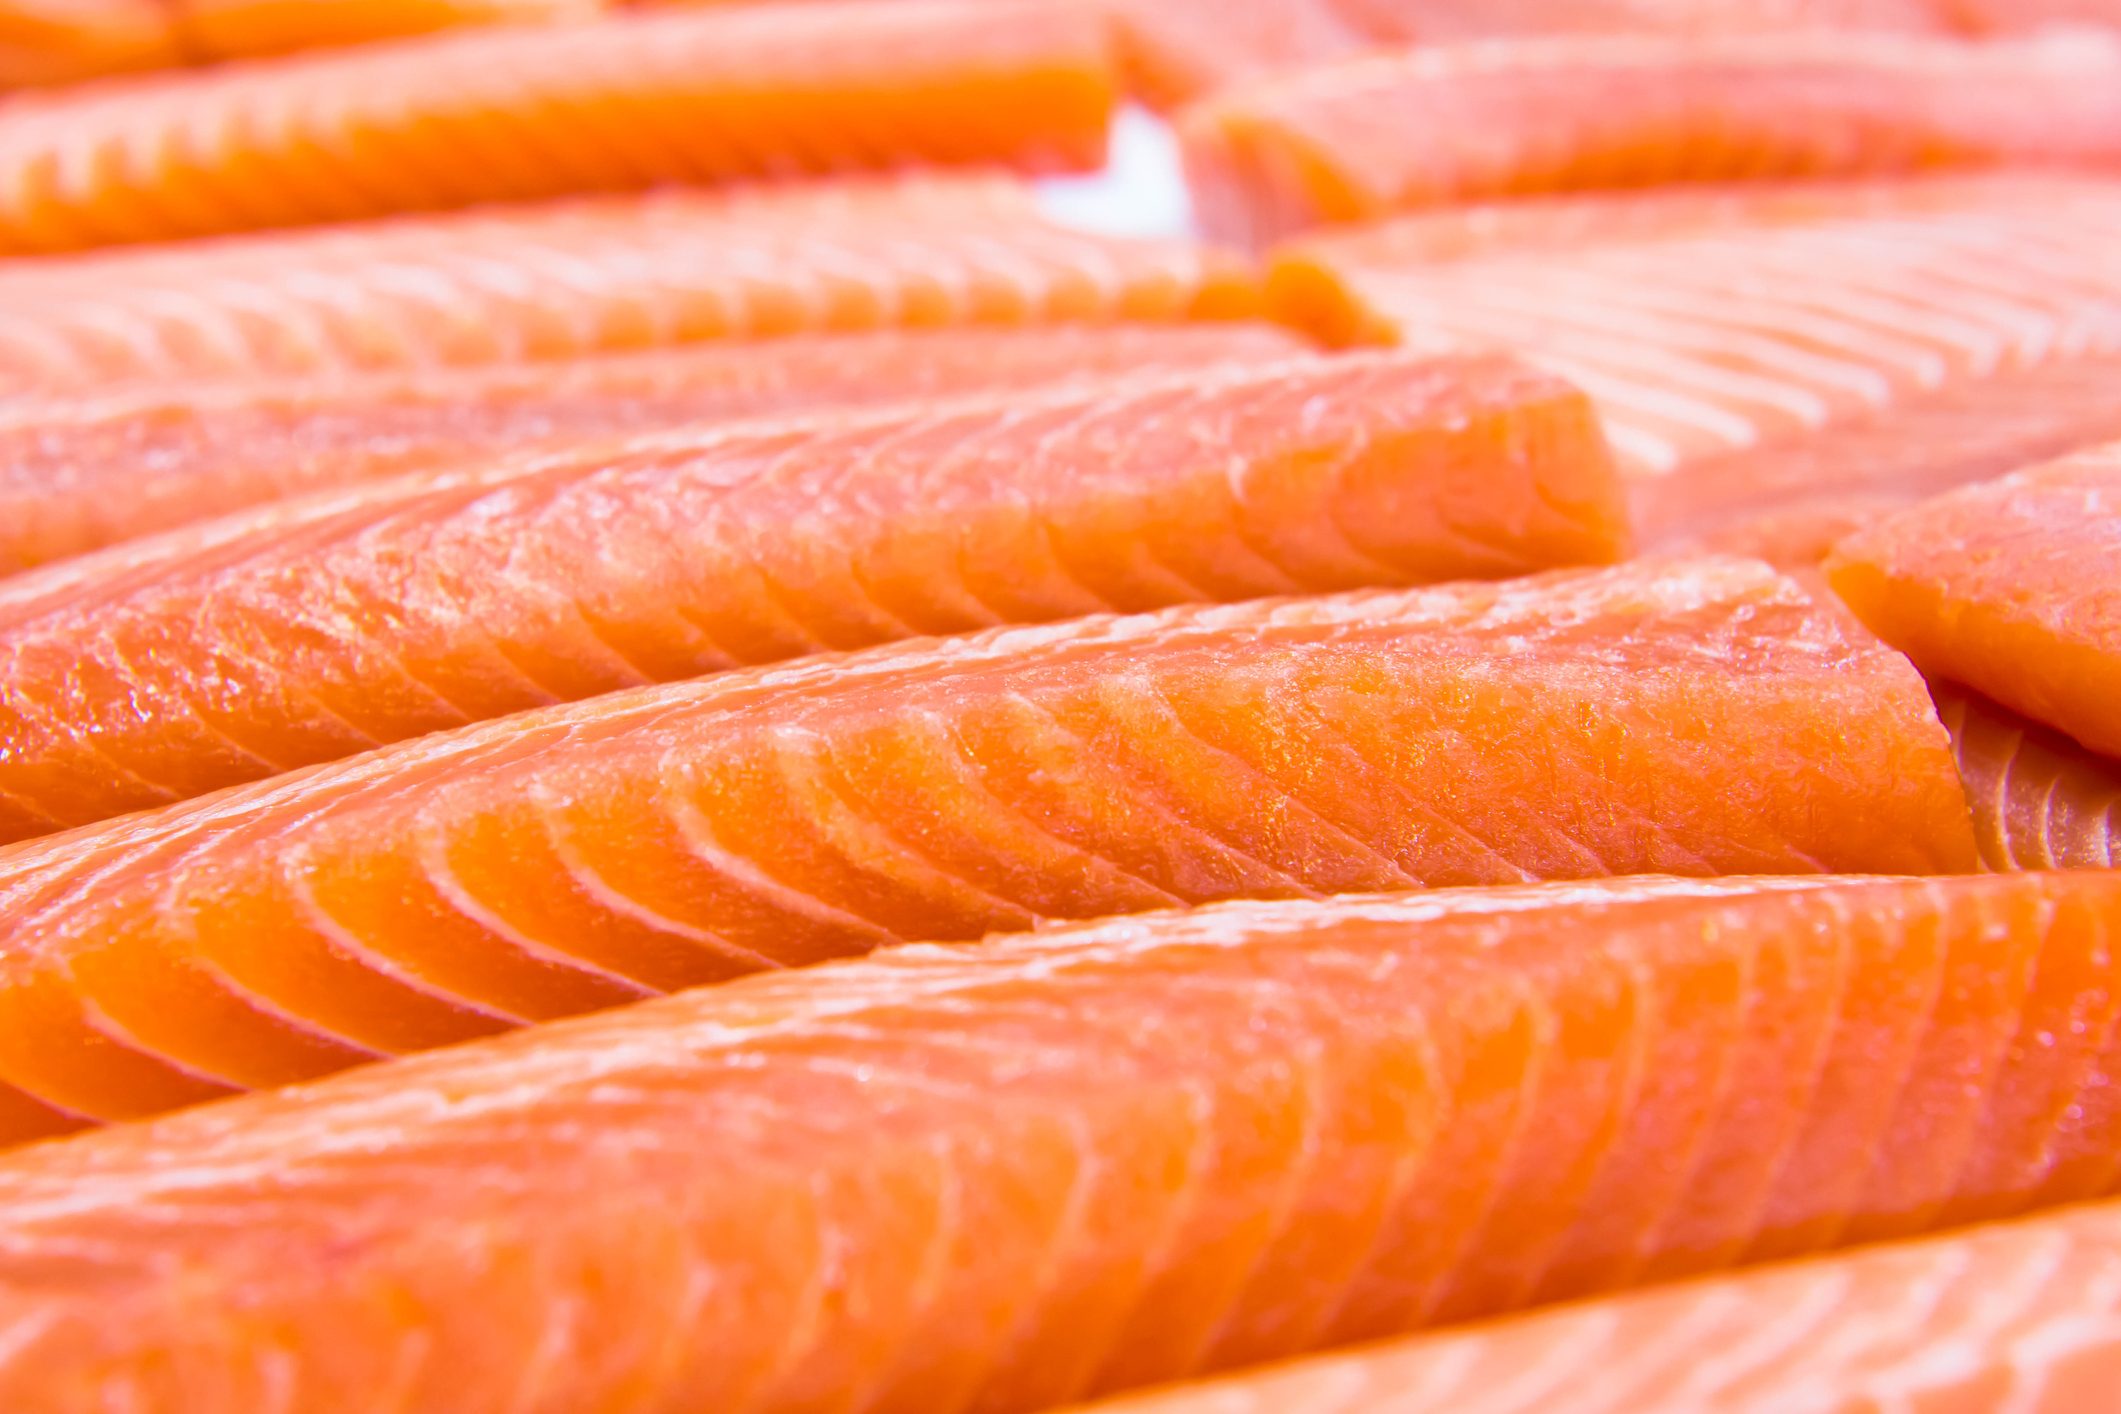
left=1074, top=1194, right=2121, bottom=1414
left=1936, top=685, right=2120, bottom=872
left=0, top=871, right=2110, bottom=1409
left=0, top=0, right=597, bottom=88
left=1828, top=443, right=2121, bottom=759
left=0, top=350, right=1624, bottom=839
left=0, top=0, right=1114, bottom=253
left=1179, top=32, right=2121, bottom=246
left=1633, top=355, right=2121, bottom=564
left=0, top=559, right=1977, bottom=1140
left=1268, top=174, right=2121, bottom=536
left=0, top=322, right=1311, bottom=576
left=0, top=175, right=1259, bottom=395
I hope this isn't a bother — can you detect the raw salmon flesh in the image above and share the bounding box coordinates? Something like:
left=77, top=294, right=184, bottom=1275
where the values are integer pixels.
left=0, top=558, right=1975, bottom=1142
left=1074, top=1193, right=2121, bottom=1413
left=1, top=6, right=2117, bottom=1408
left=0, top=0, right=596, bottom=89
left=1937, top=684, right=2120, bottom=872
left=0, top=174, right=1260, bottom=394
left=1829, top=440, right=2121, bottom=759
left=0, top=0, right=1115, bottom=252
left=1181, top=31, right=2121, bottom=245
left=0, top=873, right=2110, bottom=1409
left=1271, top=174, right=2121, bottom=556
left=0, top=349, right=1624, bottom=838
left=0, top=322, right=1312, bottom=576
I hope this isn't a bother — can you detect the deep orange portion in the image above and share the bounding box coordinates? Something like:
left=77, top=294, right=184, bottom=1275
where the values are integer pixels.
left=0, top=0, right=174, bottom=87
left=0, top=559, right=1974, bottom=1141
left=1829, top=442, right=2121, bottom=759
left=0, top=349, right=1622, bottom=840
left=0, top=0, right=592, bottom=87
left=1077, top=1192, right=2121, bottom=1413
left=1181, top=32, right=2121, bottom=246
left=0, top=872, right=2103, bottom=1409
left=177, top=0, right=601, bottom=62
left=0, top=175, right=1260, bottom=395
left=1935, top=684, right=2119, bottom=872
left=0, top=0, right=1115, bottom=253
left=0, top=322, right=1311, bottom=576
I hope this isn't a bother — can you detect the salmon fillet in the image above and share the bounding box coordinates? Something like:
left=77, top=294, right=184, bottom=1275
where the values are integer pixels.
left=0, top=0, right=596, bottom=89
left=0, top=558, right=1974, bottom=1140
left=0, top=175, right=1259, bottom=395
left=0, top=349, right=1624, bottom=840
left=1828, top=442, right=2121, bottom=759
left=1180, top=32, right=2121, bottom=246
left=1072, top=1193, right=2121, bottom=1414
left=0, top=871, right=2104, bottom=1408
left=1268, top=174, right=2121, bottom=529
left=0, top=322, right=1311, bottom=577
left=1936, top=684, right=2120, bottom=872
left=0, top=0, right=1114, bottom=253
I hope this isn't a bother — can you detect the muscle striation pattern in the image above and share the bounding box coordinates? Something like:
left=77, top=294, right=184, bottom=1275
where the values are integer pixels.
left=1936, top=685, right=2120, bottom=872
left=0, top=175, right=1260, bottom=395
left=0, top=559, right=1976, bottom=1142
left=0, top=0, right=1115, bottom=252
left=1829, top=441, right=2121, bottom=760
left=0, top=349, right=1624, bottom=837
left=0, top=872, right=2109, bottom=1410
left=1180, top=31, right=2121, bottom=246
left=1267, top=175, right=2121, bottom=527
left=0, top=322, right=1313, bottom=576
left=1073, top=1193, right=2121, bottom=1414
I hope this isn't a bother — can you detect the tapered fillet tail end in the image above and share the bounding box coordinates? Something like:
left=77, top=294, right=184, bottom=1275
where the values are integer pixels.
left=1262, top=248, right=1394, bottom=349
left=1177, top=97, right=1359, bottom=251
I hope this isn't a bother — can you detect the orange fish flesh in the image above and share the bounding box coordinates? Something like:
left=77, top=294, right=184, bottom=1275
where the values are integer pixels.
left=1181, top=32, right=2121, bottom=246
left=0, top=558, right=1976, bottom=1141
left=0, top=0, right=1114, bottom=253
left=1072, top=1191, right=2121, bottom=1413
left=0, top=174, right=1259, bottom=395
left=1268, top=174, right=2121, bottom=560
left=1829, top=441, right=2121, bottom=759
left=0, top=349, right=1623, bottom=839
left=0, top=321, right=1312, bottom=576
left=0, top=871, right=2108, bottom=1408
left=1935, top=683, right=2120, bottom=872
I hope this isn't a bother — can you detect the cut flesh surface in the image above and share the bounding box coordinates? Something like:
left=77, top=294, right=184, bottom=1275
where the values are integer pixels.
left=0, top=871, right=2108, bottom=1410
left=0, top=558, right=1974, bottom=1141
left=0, top=349, right=1624, bottom=837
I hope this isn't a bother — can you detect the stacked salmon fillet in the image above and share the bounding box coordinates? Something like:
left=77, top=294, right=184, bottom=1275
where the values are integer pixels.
left=1, top=1, right=2120, bottom=1409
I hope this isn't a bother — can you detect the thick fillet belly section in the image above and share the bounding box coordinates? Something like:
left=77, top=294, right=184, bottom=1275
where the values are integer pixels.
left=1073, top=1193, right=2121, bottom=1414
left=1936, top=685, right=2120, bottom=872
left=1178, top=31, right=2121, bottom=246
left=0, top=175, right=1261, bottom=396
left=0, top=322, right=1313, bottom=576
left=0, top=350, right=1624, bottom=837
left=0, top=559, right=1974, bottom=1140
left=1828, top=441, right=2121, bottom=759
left=0, top=0, right=1115, bottom=253
left=0, top=872, right=2109, bottom=1410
